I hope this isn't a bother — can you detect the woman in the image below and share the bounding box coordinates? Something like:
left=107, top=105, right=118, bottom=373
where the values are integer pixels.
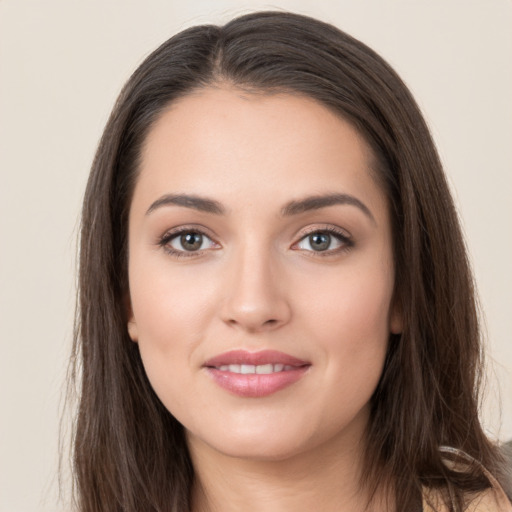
left=72, top=11, right=511, bottom=512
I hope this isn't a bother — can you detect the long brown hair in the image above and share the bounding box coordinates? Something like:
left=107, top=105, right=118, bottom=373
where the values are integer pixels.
left=72, top=11, right=508, bottom=511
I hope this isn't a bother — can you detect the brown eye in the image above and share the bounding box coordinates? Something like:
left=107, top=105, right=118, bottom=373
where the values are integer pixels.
left=159, top=227, right=220, bottom=258
left=179, top=232, right=203, bottom=251
left=165, top=231, right=214, bottom=253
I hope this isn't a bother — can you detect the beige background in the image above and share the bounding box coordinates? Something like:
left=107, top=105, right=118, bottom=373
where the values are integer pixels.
left=0, top=1, right=510, bottom=510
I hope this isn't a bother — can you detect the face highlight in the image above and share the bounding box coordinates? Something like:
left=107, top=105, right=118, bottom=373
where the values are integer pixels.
left=126, top=87, right=401, bottom=461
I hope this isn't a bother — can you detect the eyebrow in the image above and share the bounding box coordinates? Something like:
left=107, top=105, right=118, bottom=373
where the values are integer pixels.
left=281, top=193, right=375, bottom=223
left=145, top=192, right=375, bottom=223
left=146, top=194, right=225, bottom=215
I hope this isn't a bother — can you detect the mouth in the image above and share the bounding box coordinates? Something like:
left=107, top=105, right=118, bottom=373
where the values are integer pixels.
left=213, top=363, right=298, bottom=374
left=203, top=350, right=311, bottom=398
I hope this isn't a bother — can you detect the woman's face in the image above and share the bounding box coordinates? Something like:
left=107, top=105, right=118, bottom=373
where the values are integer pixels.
left=127, top=87, right=401, bottom=461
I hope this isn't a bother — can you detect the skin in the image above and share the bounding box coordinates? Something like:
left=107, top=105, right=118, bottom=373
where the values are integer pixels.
left=127, top=86, right=401, bottom=512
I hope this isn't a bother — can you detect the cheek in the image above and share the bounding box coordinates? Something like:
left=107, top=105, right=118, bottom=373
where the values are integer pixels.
left=297, top=257, right=394, bottom=396
left=127, top=261, right=216, bottom=396
left=317, top=283, right=390, bottom=383
left=129, top=258, right=218, bottom=341
left=301, top=258, right=394, bottom=347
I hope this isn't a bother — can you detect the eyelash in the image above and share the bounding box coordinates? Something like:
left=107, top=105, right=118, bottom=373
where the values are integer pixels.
left=158, top=226, right=219, bottom=259
left=293, top=226, right=354, bottom=257
left=158, top=225, right=353, bottom=259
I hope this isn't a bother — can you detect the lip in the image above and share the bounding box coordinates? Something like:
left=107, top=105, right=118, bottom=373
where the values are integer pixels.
left=204, top=349, right=309, bottom=368
left=203, top=350, right=311, bottom=398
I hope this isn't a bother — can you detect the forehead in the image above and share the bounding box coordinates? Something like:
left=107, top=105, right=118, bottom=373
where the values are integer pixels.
left=134, top=86, right=387, bottom=218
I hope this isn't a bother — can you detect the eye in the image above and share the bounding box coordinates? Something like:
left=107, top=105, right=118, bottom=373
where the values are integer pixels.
left=171, top=232, right=207, bottom=251
left=294, top=228, right=352, bottom=254
left=159, top=228, right=219, bottom=257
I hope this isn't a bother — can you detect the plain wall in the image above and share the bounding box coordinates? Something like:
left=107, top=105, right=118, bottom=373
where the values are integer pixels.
left=1, top=1, right=510, bottom=510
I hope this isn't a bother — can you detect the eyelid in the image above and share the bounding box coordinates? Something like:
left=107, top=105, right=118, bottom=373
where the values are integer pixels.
left=157, top=223, right=353, bottom=258
left=297, top=224, right=351, bottom=239
left=158, top=224, right=221, bottom=258
left=291, top=225, right=353, bottom=255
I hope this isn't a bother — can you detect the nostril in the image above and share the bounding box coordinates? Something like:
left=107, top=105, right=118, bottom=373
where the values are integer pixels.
left=226, top=317, right=281, bottom=332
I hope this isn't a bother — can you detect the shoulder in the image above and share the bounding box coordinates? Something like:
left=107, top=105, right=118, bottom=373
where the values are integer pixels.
left=423, top=485, right=512, bottom=512
left=422, top=446, right=512, bottom=512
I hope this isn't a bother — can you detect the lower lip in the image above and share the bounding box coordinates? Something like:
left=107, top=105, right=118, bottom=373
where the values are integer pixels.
left=206, top=367, right=310, bottom=397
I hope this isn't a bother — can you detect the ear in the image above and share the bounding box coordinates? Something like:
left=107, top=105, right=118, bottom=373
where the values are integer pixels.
left=124, top=295, right=139, bottom=342
left=389, top=297, right=403, bottom=335
left=127, top=316, right=139, bottom=342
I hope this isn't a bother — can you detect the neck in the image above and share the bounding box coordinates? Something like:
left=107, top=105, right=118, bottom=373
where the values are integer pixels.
left=188, top=429, right=392, bottom=512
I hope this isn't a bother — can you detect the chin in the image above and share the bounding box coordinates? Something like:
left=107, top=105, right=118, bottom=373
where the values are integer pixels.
left=207, top=437, right=313, bottom=462
left=186, top=417, right=339, bottom=464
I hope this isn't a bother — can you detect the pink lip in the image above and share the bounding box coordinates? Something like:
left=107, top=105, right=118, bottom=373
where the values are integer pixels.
left=204, top=350, right=309, bottom=368
left=203, top=350, right=310, bottom=398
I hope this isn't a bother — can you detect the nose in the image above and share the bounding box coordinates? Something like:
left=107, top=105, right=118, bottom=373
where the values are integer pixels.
left=220, top=244, right=292, bottom=333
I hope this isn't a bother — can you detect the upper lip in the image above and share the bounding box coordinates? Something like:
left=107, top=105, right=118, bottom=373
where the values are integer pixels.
left=203, top=350, right=310, bottom=368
